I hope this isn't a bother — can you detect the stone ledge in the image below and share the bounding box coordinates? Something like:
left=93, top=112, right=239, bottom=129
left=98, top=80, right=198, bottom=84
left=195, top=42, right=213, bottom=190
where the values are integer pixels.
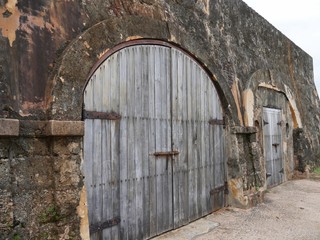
left=231, top=126, right=257, bottom=134
left=19, top=120, right=84, bottom=137
left=0, top=119, right=19, bottom=136
left=48, top=120, right=84, bottom=136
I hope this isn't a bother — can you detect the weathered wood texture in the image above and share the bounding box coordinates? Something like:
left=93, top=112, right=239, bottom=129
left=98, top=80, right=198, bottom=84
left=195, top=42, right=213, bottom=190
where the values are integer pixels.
left=263, top=108, right=283, bottom=187
left=84, top=45, right=225, bottom=239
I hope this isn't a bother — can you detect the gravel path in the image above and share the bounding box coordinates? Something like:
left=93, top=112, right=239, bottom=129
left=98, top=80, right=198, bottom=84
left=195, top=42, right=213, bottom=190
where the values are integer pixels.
left=156, top=179, right=320, bottom=240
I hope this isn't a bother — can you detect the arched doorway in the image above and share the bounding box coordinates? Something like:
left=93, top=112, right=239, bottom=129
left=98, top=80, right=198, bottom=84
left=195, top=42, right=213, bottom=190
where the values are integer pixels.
left=83, top=41, right=226, bottom=239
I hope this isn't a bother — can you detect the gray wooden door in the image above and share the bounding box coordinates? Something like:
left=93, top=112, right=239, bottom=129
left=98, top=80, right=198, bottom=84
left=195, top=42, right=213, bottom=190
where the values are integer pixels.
left=83, top=44, right=225, bottom=240
left=263, top=108, right=283, bottom=187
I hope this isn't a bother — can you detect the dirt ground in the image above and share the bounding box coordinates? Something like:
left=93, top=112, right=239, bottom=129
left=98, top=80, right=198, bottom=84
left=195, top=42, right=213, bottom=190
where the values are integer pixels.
left=155, top=177, right=320, bottom=240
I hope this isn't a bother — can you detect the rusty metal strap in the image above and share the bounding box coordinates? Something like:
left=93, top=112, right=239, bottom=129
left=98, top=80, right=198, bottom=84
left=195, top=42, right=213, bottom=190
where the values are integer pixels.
left=153, top=150, right=179, bottom=157
left=89, top=217, right=121, bottom=234
left=208, top=119, right=224, bottom=126
left=83, top=110, right=121, bottom=120
left=210, top=185, right=225, bottom=195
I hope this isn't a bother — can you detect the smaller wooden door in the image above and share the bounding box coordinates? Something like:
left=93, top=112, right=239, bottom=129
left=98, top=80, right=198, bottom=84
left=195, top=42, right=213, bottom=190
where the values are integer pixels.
left=263, top=108, right=284, bottom=187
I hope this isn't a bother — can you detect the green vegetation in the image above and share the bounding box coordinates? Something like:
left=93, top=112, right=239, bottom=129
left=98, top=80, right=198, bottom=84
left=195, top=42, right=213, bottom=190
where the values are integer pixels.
left=39, top=205, right=61, bottom=224
left=13, top=233, right=21, bottom=240
left=313, top=167, right=320, bottom=175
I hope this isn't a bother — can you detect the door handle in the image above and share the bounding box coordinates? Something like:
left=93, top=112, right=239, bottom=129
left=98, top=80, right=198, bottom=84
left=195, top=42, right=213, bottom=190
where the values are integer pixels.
left=153, top=150, right=179, bottom=157
left=266, top=173, right=272, bottom=178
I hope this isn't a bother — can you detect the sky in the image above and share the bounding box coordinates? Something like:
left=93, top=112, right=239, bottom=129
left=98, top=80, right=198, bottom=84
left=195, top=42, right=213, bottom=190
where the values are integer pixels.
left=242, top=0, right=320, bottom=94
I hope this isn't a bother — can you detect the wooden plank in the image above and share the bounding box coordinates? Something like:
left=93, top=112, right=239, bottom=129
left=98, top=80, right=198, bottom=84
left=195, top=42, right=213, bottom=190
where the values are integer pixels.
left=111, top=52, right=121, bottom=240
left=154, top=46, right=164, bottom=234
left=148, top=46, right=157, bottom=238
left=134, top=46, right=144, bottom=240
left=187, top=56, right=196, bottom=222
left=119, top=49, right=128, bottom=240
left=178, top=50, right=189, bottom=226
left=171, top=48, right=181, bottom=228
left=199, top=69, right=206, bottom=217
left=126, top=46, right=137, bottom=240
left=162, top=46, right=172, bottom=232
left=101, top=120, right=112, bottom=240
left=100, top=56, right=111, bottom=240
left=141, top=46, right=151, bottom=239
left=92, top=65, right=103, bottom=237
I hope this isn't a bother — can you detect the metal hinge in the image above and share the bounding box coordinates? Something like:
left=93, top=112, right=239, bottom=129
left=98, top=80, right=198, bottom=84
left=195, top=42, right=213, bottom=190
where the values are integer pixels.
left=83, top=110, right=121, bottom=120
left=89, top=217, right=121, bottom=234
left=208, top=118, right=224, bottom=126
left=210, top=185, right=225, bottom=195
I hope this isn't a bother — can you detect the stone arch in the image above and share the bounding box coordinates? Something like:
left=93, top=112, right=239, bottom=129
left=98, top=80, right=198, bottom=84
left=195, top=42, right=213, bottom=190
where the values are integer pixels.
left=243, top=69, right=302, bottom=128
left=242, top=69, right=298, bottom=187
left=46, top=15, right=238, bottom=125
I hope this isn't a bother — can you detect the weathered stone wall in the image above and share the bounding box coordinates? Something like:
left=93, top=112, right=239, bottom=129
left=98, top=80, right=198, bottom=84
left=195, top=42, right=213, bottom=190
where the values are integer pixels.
left=0, top=122, right=84, bottom=239
left=1, top=0, right=320, bottom=238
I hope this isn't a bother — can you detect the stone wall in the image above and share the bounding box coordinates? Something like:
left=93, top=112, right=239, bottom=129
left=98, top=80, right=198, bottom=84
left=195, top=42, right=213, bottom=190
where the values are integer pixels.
left=0, top=121, right=83, bottom=239
left=1, top=0, right=320, bottom=238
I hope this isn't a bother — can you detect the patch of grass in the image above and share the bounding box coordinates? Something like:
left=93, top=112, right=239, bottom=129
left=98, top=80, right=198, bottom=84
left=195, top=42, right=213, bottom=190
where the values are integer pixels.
left=39, top=205, right=61, bottom=224
left=13, top=233, right=21, bottom=240
left=313, top=167, right=320, bottom=175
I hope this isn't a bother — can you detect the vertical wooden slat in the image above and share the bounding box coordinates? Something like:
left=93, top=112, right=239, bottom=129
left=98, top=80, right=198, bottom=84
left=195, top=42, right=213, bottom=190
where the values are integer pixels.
left=127, top=47, right=137, bottom=240
left=148, top=46, right=157, bottom=238
left=100, top=59, right=111, bottom=240
left=119, top=49, right=129, bottom=240
left=155, top=46, right=164, bottom=234
left=141, top=46, right=150, bottom=239
left=171, top=48, right=181, bottom=228
left=111, top=52, right=121, bottom=240
left=134, top=46, right=144, bottom=240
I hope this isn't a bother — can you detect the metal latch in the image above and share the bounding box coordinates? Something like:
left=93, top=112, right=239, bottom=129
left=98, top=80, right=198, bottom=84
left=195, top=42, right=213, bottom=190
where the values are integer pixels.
left=266, top=173, right=272, bottom=178
left=153, top=151, right=179, bottom=157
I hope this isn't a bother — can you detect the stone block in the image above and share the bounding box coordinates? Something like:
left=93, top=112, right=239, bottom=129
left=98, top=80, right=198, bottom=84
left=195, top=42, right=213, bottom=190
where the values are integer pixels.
left=0, top=189, right=13, bottom=230
left=10, top=157, right=54, bottom=190
left=48, top=121, right=84, bottom=136
left=0, top=119, right=19, bottom=136
left=0, top=159, right=10, bottom=188
left=54, top=155, right=81, bottom=188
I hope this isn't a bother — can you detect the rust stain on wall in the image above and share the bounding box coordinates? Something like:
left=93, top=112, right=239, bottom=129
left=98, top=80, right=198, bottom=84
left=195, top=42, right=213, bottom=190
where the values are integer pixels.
left=284, top=84, right=302, bottom=128
left=228, top=178, right=248, bottom=207
left=242, top=88, right=254, bottom=127
left=0, top=0, right=21, bottom=46
left=231, top=79, right=244, bottom=126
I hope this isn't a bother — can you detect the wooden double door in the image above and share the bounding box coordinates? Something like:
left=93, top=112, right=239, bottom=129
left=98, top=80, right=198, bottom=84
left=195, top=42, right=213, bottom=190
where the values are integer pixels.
left=83, top=44, right=226, bottom=240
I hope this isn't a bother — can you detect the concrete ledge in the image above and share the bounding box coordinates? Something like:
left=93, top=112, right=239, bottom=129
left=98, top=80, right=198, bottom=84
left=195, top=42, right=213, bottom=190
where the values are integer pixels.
left=0, top=119, right=19, bottom=136
left=48, top=120, right=84, bottom=136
